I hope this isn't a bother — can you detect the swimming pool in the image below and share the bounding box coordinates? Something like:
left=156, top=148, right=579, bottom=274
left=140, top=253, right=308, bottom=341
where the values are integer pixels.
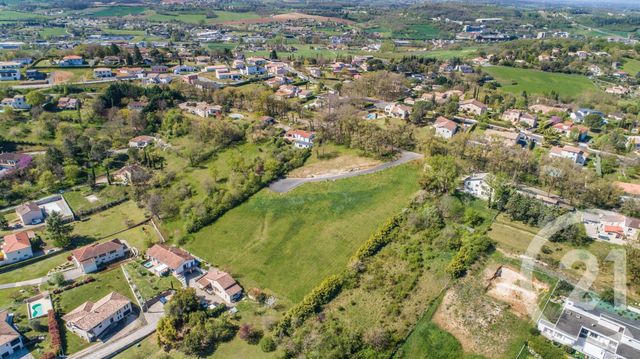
left=143, top=261, right=154, bottom=268
left=31, top=303, right=43, bottom=318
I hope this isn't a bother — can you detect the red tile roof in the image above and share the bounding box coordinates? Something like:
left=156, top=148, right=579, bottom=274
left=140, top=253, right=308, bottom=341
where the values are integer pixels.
left=72, top=239, right=124, bottom=263
left=2, top=230, right=34, bottom=253
left=147, top=244, right=194, bottom=270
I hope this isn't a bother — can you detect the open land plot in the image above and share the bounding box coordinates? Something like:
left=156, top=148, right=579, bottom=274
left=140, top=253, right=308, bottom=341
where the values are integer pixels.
left=0, top=10, right=49, bottom=21
left=63, top=185, right=128, bottom=214
left=180, top=163, right=421, bottom=304
left=288, top=143, right=382, bottom=178
left=89, top=6, right=146, bottom=17
left=487, top=213, right=640, bottom=302
left=432, top=254, right=539, bottom=358
left=623, top=58, right=640, bottom=76
left=483, top=66, right=601, bottom=99
left=393, top=23, right=441, bottom=39
left=144, top=10, right=259, bottom=25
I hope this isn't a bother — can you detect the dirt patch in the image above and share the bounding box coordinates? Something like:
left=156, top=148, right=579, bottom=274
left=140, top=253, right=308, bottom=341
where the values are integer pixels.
left=85, top=195, right=99, bottom=203
left=51, top=71, right=73, bottom=84
left=432, top=265, right=540, bottom=358
left=288, top=154, right=381, bottom=178
left=485, top=265, right=549, bottom=317
left=223, top=12, right=355, bottom=25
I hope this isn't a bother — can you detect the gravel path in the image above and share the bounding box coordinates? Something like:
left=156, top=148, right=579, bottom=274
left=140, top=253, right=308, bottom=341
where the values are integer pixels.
left=268, top=150, right=423, bottom=193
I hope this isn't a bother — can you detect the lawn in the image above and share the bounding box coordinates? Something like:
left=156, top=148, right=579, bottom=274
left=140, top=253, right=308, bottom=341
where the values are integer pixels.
left=623, top=58, right=640, bottom=76
left=0, top=10, right=48, bottom=21
left=483, top=66, right=601, bottom=99
left=54, top=267, right=136, bottom=354
left=72, top=200, right=148, bottom=239
left=124, top=261, right=180, bottom=301
left=0, top=252, right=68, bottom=285
left=90, top=6, right=146, bottom=17
left=39, top=27, right=67, bottom=38
left=63, top=186, right=128, bottom=214
left=393, top=23, right=440, bottom=40
left=181, top=163, right=422, bottom=304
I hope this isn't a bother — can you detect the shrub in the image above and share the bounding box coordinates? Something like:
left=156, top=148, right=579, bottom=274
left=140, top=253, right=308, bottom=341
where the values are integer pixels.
left=47, top=310, right=62, bottom=354
left=260, top=335, right=276, bottom=352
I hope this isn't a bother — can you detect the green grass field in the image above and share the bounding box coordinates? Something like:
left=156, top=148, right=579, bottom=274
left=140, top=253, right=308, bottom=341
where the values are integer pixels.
left=623, top=58, right=640, bottom=76
left=484, top=66, right=600, bottom=99
left=124, top=261, right=180, bottom=301
left=90, top=6, right=146, bottom=17
left=182, top=163, right=421, bottom=303
left=393, top=23, right=440, bottom=40
left=63, top=186, right=128, bottom=214
left=0, top=10, right=48, bottom=21
left=145, top=10, right=259, bottom=24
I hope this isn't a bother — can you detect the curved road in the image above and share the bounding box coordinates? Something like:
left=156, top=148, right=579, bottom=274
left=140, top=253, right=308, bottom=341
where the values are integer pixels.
left=269, top=150, right=423, bottom=193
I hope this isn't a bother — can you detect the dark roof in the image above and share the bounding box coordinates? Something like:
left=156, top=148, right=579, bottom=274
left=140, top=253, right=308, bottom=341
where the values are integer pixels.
left=617, top=343, right=640, bottom=359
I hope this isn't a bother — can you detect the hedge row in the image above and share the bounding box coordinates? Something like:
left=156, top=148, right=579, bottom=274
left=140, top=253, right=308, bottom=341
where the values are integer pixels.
left=351, top=213, right=405, bottom=262
left=47, top=310, right=61, bottom=355
left=274, top=211, right=406, bottom=337
left=51, top=276, right=95, bottom=294
left=273, top=274, right=344, bottom=337
left=75, top=196, right=129, bottom=218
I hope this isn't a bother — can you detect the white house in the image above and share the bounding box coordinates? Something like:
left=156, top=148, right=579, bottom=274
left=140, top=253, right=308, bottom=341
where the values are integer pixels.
left=459, top=99, right=488, bottom=115
left=15, top=202, right=44, bottom=226
left=433, top=116, right=458, bottom=139
left=59, top=55, right=84, bottom=67
left=172, top=65, right=196, bottom=74
left=538, top=299, right=640, bottom=359
left=196, top=270, right=243, bottom=304
left=93, top=68, right=113, bottom=78
left=1, top=95, right=30, bottom=110
left=384, top=103, right=412, bottom=119
left=62, top=292, right=132, bottom=342
left=461, top=173, right=492, bottom=200
left=285, top=129, right=315, bottom=149
left=178, top=101, right=222, bottom=118
left=0, top=67, right=20, bottom=81
left=146, top=244, right=197, bottom=277
left=1, top=230, right=34, bottom=265
left=0, top=310, right=23, bottom=357
left=583, top=210, right=640, bottom=244
left=549, top=145, right=588, bottom=165
left=128, top=135, right=155, bottom=149
left=71, top=239, right=128, bottom=274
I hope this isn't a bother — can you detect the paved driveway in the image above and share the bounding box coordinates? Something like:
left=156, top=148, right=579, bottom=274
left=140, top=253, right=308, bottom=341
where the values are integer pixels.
left=268, top=150, right=423, bottom=193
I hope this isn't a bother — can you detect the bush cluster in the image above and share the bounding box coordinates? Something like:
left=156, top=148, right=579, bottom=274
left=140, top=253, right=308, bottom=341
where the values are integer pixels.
left=51, top=276, right=95, bottom=294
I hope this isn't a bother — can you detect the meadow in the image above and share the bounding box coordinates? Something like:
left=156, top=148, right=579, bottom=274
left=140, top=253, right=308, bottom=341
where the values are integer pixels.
left=145, top=10, right=260, bottom=24
left=183, top=163, right=422, bottom=304
left=484, top=66, right=600, bottom=99
left=90, top=6, right=146, bottom=17
left=0, top=10, right=49, bottom=21
left=623, top=58, right=640, bottom=76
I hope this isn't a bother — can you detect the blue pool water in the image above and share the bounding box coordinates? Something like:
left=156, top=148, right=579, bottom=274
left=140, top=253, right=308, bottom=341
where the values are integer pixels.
left=31, top=303, right=43, bottom=318
left=143, top=261, right=154, bottom=268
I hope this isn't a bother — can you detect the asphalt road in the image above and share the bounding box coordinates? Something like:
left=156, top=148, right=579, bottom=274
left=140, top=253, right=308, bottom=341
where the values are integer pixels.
left=268, top=150, right=423, bottom=193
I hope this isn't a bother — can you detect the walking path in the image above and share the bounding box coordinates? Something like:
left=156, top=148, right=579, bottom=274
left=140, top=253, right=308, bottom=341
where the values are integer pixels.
left=268, top=150, right=423, bottom=193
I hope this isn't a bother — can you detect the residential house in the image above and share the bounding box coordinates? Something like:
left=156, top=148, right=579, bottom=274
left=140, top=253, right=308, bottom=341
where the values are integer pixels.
left=143, top=73, right=173, bottom=85
left=461, top=173, right=492, bottom=200
left=528, top=104, right=570, bottom=115
left=60, top=55, right=84, bottom=67
left=150, top=65, right=168, bottom=73
left=146, top=244, right=198, bottom=277
left=307, top=67, right=322, bottom=78
left=71, top=239, right=128, bottom=274
left=502, top=109, right=537, bottom=128
left=606, top=86, right=631, bottom=95
left=93, top=68, right=113, bottom=78
left=128, top=135, right=154, bottom=148
left=196, top=270, right=243, bottom=304
left=102, top=56, right=120, bottom=66
left=0, top=310, right=23, bottom=357
left=0, top=153, right=31, bottom=169
left=1, top=230, right=35, bottom=264
left=178, top=101, right=222, bottom=118
left=0, top=68, right=19, bottom=81
left=538, top=299, right=640, bottom=359
left=265, top=62, right=287, bottom=75
left=583, top=210, right=640, bottom=243
left=260, top=116, right=275, bottom=125
left=549, top=145, right=588, bottom=165
left=57, top=97, right=80, bottom=110
left=117, top=67, right=145, bottom=79
left=62, top=292, right=132, bottom=342
left=455, top=64, right=474, bottom=73
left=459, top=99, right=488, bottom=115
left=420, top=90, right=463, bottom=105
left=15, top=202, right=44, bottom=226
left=433, top=116, right=458, bottom=139
left=552, top=121, right=589, bottom=141
left=571, top=108, right=603, bottom=123
left=1, top=95, right=30, bottom=110
left=384, top=103, right=412, bottom=119
left=127, top=101, right=148, bottom=112
left=25, top=69, right=46, bottom=81
left=298, top=89, right=313, bottom=100
left=484, top=129, right=525, bottom=146
left=171, top=65, right=196, bottom=74
left=274, top=85, right=300, bottom=100
left=113, top=165, right=148, bottom=185
left=285, top=130, right=315, bottom=149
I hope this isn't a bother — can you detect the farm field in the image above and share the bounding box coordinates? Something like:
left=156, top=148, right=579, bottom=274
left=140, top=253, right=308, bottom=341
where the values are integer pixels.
left=484, top=66, right=601, bottom=99
left=0, top=10, right=49, bottom=21
left=181, top=163, right=422, bottom=304
left=623, top=58, right=640, bottom=76
left=90, top=6, right=146, bottom=17
left=144, top=10, right=259, bottom=24
left=393, top=23, right=441, bottom=39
